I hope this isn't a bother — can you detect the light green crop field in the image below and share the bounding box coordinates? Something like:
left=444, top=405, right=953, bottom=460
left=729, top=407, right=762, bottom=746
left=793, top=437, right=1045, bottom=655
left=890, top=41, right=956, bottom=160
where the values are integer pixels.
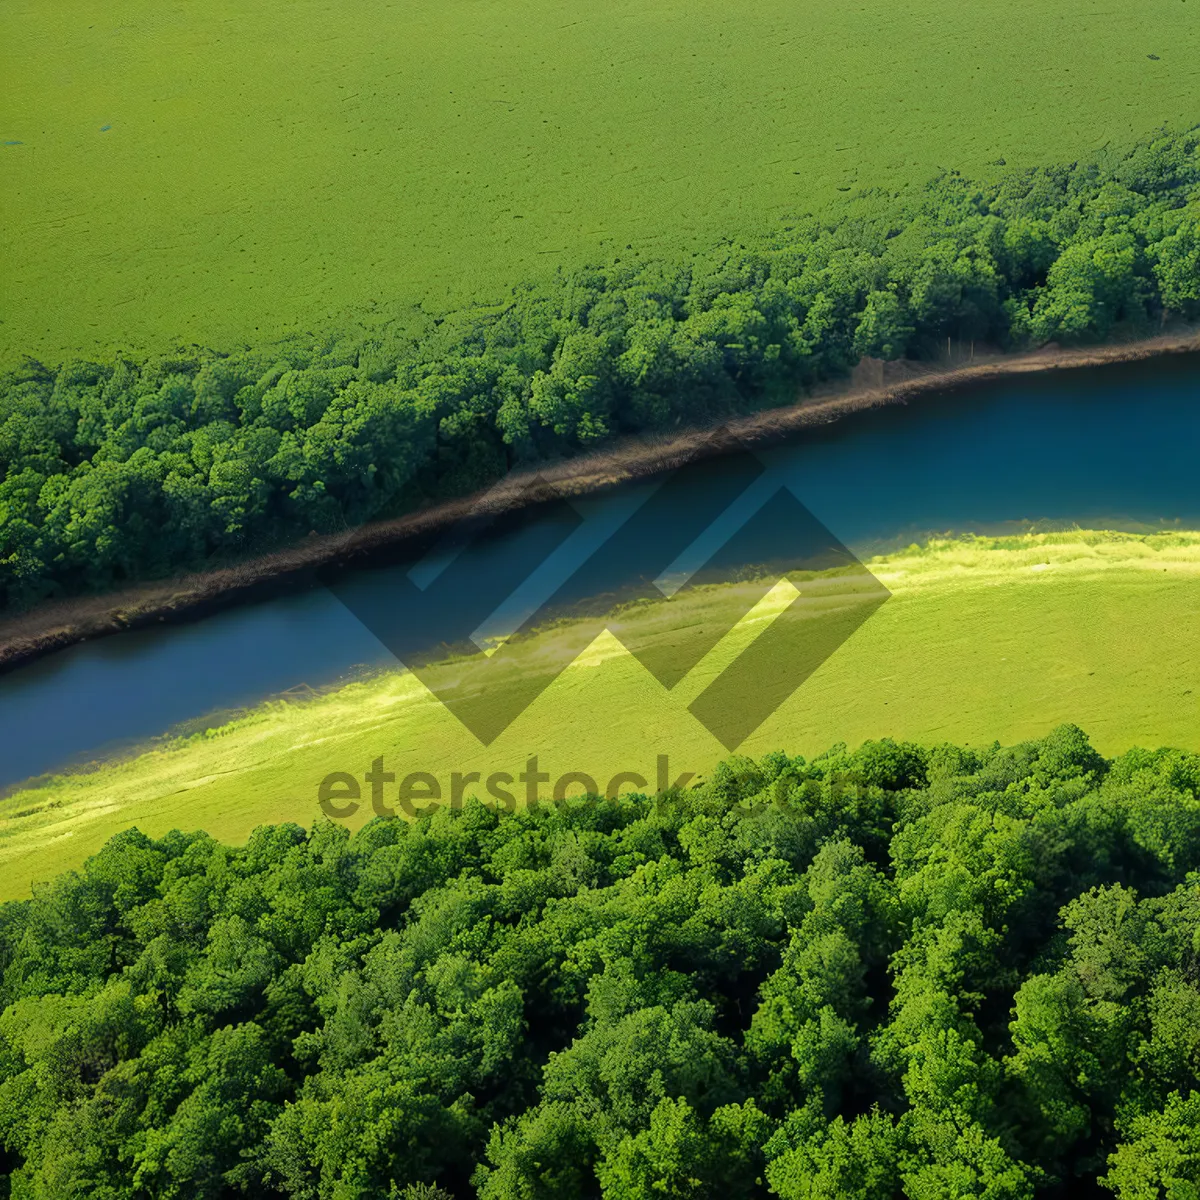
left=1, top=530, right=1198, bottom=901
left=2, top=0, right=1197, bottom=366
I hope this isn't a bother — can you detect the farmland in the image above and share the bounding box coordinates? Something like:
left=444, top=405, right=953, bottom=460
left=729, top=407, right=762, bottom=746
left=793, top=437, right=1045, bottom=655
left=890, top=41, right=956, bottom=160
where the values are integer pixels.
left=3, top=0, right=1197, bottom=366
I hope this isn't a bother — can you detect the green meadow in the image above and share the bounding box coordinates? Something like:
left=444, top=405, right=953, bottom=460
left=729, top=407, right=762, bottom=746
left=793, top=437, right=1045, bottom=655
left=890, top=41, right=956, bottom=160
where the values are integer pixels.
left=2, top=529, right=1198, bottom=901
left=3, top=0, right=1197, bottom=365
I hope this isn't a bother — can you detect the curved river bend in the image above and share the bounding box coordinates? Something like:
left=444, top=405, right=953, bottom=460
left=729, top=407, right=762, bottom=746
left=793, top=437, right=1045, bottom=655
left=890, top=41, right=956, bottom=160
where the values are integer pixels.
left=1, top=355, right=1198, bottom=790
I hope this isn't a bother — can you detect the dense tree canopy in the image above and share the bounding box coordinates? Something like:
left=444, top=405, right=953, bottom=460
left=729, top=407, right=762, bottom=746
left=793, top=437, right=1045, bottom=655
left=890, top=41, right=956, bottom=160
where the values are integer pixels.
left=2, top=130, right=1199, bottom=610
left=1, top=724, right=1198, bottom=1197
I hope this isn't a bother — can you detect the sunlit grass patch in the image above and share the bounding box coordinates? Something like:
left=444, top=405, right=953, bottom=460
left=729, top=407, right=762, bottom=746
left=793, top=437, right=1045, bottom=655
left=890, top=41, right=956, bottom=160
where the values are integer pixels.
left=1, top=531, right=1197, bottom=898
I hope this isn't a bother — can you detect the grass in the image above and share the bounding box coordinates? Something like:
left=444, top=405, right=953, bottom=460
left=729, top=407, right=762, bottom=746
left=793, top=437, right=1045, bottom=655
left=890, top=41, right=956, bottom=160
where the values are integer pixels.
left=1, top=529, right=1198, bottom=901
left=3, top=0, right=1198, bottom=366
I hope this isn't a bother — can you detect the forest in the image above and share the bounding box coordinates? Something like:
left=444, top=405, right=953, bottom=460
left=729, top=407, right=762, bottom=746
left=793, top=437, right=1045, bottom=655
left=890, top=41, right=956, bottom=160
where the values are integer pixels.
left=2, top=130, right=1199, bottom=611
left=0, top=724, right=1197, bottom=1198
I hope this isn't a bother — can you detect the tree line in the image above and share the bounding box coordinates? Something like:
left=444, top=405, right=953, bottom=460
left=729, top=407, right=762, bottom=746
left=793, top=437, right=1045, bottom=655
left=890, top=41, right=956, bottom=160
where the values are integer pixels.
left=2, top=130, right=1199, bottom=610
left=0, top=723, right=1198, bottom=1197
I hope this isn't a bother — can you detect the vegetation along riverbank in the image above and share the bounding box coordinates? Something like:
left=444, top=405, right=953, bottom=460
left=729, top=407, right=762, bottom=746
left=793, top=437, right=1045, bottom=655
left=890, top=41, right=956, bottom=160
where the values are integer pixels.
left=2, top=128, right=1199, bottom=645
left=2, top=328, right=1198, bottom=676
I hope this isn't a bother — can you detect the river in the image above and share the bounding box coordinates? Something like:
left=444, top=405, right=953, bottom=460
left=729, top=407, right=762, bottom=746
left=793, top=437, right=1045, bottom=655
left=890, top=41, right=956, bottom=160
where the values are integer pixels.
left=1, top=353, right=1198, bottom=790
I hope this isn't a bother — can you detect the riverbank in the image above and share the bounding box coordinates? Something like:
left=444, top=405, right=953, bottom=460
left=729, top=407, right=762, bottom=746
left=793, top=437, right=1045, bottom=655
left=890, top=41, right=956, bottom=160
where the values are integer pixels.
left=2, top=529, right=1198, bottom=900
left=2, top=329, right=1198, bottom=677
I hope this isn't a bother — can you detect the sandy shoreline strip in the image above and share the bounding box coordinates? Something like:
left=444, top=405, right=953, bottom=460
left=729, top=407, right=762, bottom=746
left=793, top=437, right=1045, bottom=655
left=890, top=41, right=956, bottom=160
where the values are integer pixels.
left=2, top=328, right=1198, bottom=675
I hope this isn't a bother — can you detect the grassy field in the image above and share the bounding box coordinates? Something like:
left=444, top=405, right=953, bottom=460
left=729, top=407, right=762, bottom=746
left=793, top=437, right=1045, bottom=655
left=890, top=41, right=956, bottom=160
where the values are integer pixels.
left=1, top=529, right=1198, bottom=900
left=2, top=0, right=1197, bottom=366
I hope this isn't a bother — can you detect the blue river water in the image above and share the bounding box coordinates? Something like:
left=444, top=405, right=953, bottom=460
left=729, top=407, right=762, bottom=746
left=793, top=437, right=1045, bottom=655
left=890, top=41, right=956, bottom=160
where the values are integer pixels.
left=1, top=354, right=1197, bottom=789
